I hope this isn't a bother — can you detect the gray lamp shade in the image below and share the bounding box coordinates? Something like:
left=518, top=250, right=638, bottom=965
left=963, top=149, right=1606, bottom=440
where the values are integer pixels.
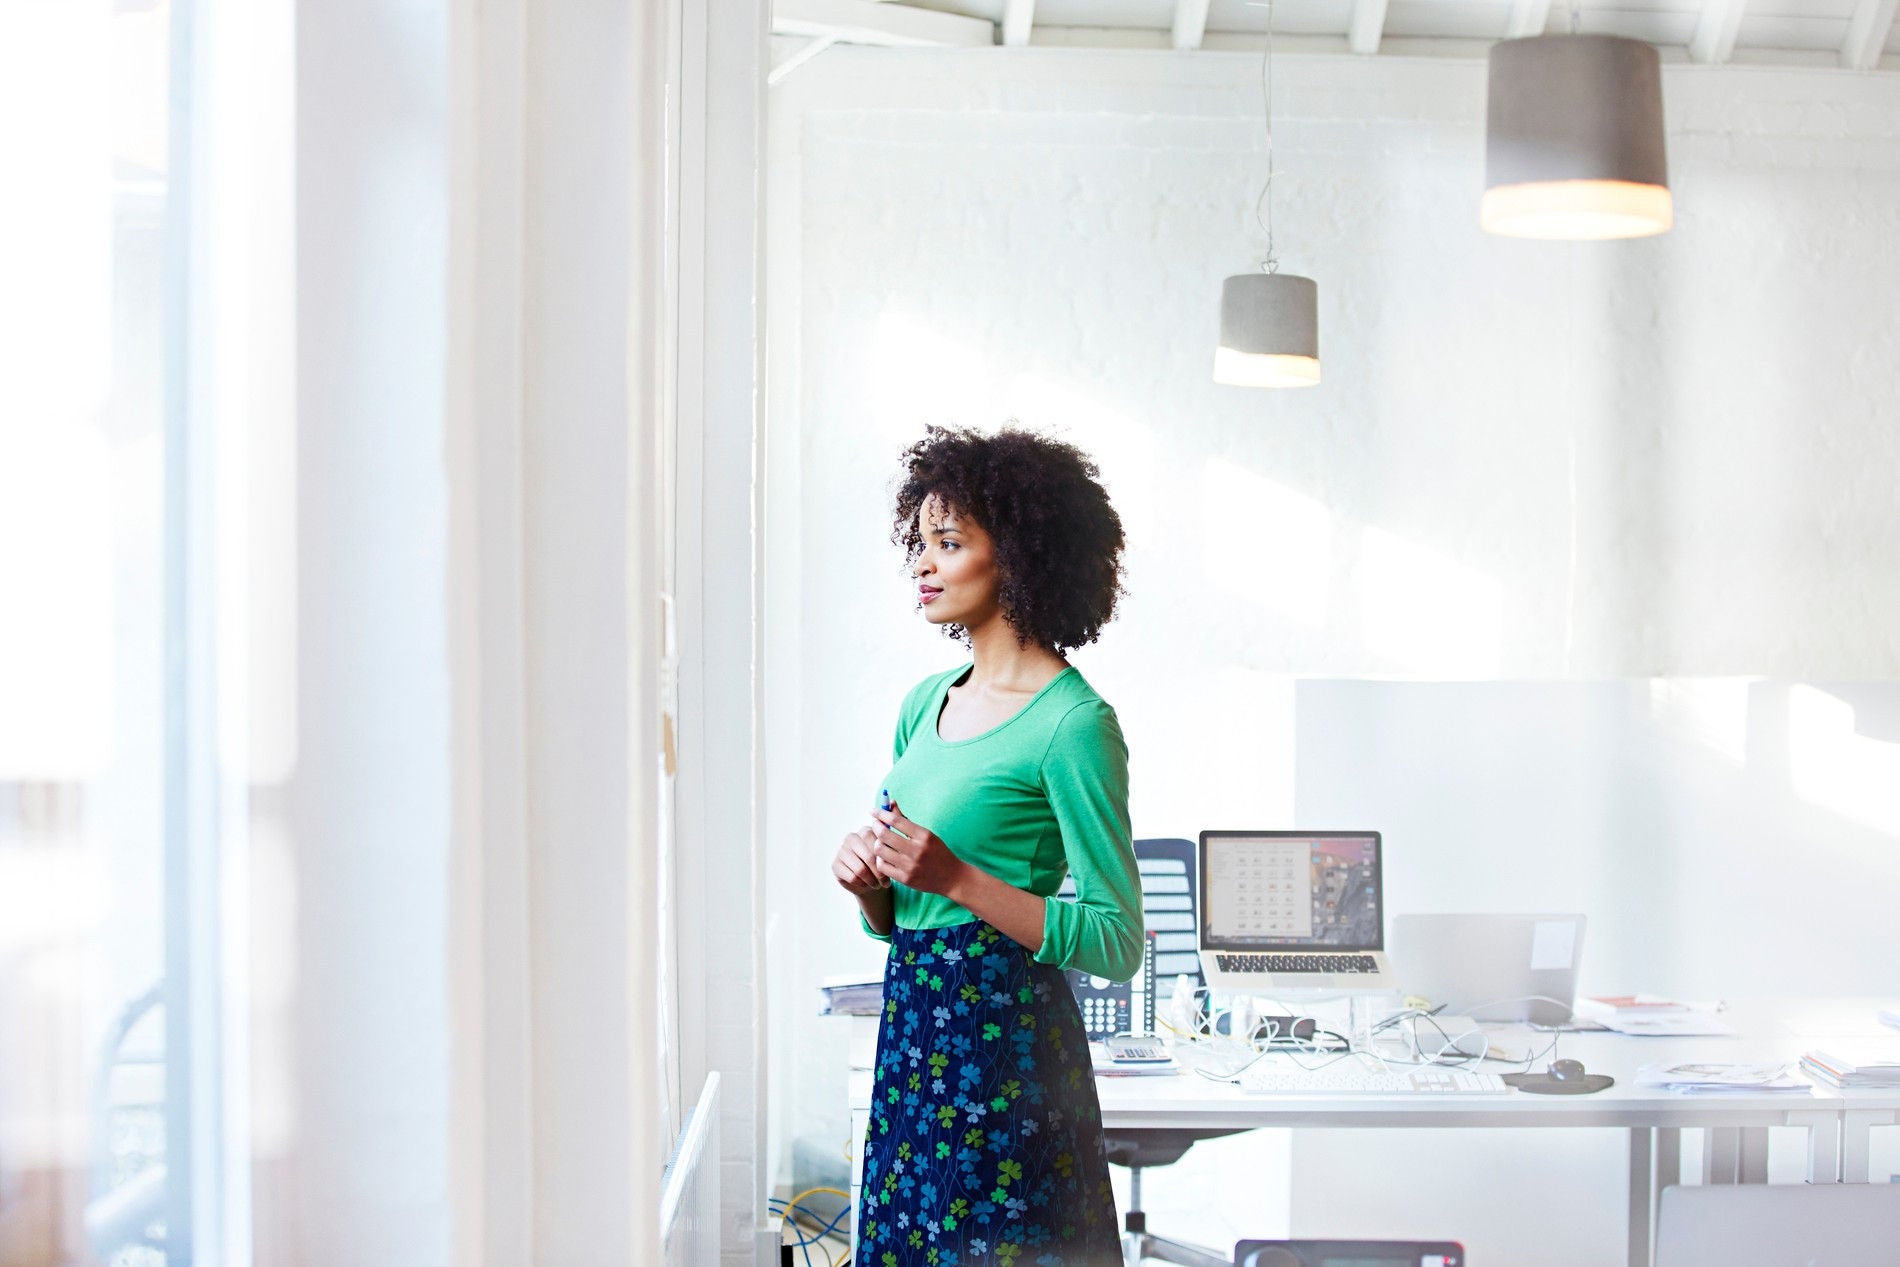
left=1214, top=272, right=1320, bottom=388
left=1482, top=33, right=1672, bottom=239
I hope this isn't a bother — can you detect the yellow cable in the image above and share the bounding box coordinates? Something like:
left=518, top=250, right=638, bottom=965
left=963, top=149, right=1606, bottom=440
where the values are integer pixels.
left=778, top=1185, right=853, bottom=1256
left=782, top=1185, right=850, bottom=1213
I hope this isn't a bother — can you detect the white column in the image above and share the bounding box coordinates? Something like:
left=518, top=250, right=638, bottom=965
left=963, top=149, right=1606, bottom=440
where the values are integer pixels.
left=280, top=0, right=669, bottom=1263
left=671, top=0, right=774, bottom=1261
left=512, top=0, right=668, bottom=1261
left=283, top=1, right=458, bottom=1261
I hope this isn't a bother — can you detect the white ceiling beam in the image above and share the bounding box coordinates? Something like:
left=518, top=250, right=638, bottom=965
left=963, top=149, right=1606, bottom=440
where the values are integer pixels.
left=1841, top=0, right=1899, bottom=68
left=769, top=32, right=843, bottom=85
left=1002, top=0, right=1035, bottom=46
left=1172, top=0, right=1212, bottom=50
left=1348, top=0, right=1390, bottom=53
left=773, top=0, right=996, bottom=48
left=1504, top=0, right=1551, bottom=38
left=1687, top=0, right=1747, bottom=63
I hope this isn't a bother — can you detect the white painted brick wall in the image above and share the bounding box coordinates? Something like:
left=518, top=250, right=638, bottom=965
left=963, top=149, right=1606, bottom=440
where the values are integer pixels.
left=778, top=49, right=1900, bottom=679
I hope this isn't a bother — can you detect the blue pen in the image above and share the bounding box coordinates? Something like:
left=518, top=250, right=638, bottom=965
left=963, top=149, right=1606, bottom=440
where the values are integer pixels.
left=876, top=788, right=893, bottom=886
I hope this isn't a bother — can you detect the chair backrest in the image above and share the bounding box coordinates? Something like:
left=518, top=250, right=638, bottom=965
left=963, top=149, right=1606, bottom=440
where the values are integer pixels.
left=1057, top=836, right=1202, bottom=1000
left=1655, top=1183, right=1900, bottom=1267
left=1235, top=1240, right=1464, bottom=1266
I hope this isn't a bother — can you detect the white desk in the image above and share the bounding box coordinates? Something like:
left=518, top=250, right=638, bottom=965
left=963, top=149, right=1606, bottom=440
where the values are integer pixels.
left=842, top=997, right=1898, bottom=1267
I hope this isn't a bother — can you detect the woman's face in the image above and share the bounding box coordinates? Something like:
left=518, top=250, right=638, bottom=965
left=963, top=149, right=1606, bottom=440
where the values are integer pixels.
left=913, top=493, right=998, bottom=628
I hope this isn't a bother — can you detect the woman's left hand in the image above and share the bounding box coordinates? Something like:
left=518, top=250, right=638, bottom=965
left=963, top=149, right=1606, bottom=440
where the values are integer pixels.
left=870, top=800, right=970, bottom=898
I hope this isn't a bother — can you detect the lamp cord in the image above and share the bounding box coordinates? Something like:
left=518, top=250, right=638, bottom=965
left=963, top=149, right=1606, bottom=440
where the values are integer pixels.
left=1252, top=0, right=1279, bottom=274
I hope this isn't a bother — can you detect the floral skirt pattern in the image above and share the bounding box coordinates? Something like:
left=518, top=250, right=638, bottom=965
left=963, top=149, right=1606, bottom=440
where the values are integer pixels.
left=856, top=918, right=1121, bottom=1267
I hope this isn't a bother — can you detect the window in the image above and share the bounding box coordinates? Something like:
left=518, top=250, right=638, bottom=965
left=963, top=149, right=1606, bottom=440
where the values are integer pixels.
left=0, top=4, right=229, bottom=1263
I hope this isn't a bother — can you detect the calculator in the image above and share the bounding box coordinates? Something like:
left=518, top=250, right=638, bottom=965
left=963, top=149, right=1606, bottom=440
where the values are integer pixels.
left=1106, top=1035, right=1171, bottom=1063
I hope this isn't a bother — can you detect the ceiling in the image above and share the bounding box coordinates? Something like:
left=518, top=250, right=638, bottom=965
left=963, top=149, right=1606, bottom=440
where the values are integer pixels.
left=772, top=0, right=1900, bottom=71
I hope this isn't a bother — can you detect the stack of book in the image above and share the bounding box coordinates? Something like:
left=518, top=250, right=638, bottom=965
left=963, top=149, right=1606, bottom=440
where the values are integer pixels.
left=818, top=974, right=885, bottom=1016
left=1799, top=1045, right=1900, bottom=1089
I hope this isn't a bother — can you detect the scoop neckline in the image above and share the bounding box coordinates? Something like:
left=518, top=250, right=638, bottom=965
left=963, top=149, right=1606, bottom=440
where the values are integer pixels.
left=931, top=661, right=1077, bottom=747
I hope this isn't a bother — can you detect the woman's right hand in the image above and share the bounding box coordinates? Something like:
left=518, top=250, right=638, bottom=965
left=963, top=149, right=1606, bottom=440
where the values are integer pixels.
left=833, top=825, right=889, bottom=896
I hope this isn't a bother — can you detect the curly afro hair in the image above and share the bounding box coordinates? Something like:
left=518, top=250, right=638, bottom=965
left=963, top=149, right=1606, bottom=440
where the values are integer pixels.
left=891, top=423, right=1128, bottom=656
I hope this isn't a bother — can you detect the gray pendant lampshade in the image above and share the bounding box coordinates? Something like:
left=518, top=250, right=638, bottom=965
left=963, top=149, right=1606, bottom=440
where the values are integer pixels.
left=1482, top=33, right=1671, bottom=240
left=1214, top=272, right=1320, bottom=388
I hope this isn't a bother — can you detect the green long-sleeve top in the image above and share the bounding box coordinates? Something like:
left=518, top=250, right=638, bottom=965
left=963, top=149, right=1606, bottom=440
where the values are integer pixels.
left=859, top=660, right=1145, bottom=983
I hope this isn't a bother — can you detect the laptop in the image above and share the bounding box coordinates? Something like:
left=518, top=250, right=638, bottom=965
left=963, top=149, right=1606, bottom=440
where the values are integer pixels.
left=1389, top=913, right=1586, bottom=1026
left=1197, top=830, right=1397, bottom=995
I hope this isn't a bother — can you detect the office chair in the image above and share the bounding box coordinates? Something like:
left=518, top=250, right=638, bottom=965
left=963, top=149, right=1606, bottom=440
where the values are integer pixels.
left=1107, top=1125, right=1247, bottom=1267
left=1233, top=1241, right=1464, bottom=1266
left=1063, top=837, right=1244, bottom=1267
left=1654, top=1183, right=1900, bottom=1267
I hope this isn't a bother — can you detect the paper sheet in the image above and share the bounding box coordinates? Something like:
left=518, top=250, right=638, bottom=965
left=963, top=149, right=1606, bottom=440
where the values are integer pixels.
left=1599, top=1012, right=1734, bottom=1036
left=1530, top=920, right=1576, bottom=971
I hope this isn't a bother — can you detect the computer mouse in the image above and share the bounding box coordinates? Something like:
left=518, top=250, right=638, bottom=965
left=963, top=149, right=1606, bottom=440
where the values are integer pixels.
left=1502, top=1056, right=1612, bottom=1094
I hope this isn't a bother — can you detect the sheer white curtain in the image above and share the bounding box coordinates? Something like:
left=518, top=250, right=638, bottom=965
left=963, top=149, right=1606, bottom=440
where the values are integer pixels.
left=0, top=0, right=295, bottom=1261
left=0, top=2, right=683, bottom=1262
left=0, top=2, right=263, bottom=1264
left=0, top=6, right=174, bottom=1264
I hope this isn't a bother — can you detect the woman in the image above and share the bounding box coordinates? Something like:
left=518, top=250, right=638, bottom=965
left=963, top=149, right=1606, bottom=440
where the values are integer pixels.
left=831, top=423, right=1143, bottom=1267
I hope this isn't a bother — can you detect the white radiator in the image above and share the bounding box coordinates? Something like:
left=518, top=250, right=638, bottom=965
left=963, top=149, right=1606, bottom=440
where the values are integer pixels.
left=661, top=1071, right=722, bottom=1267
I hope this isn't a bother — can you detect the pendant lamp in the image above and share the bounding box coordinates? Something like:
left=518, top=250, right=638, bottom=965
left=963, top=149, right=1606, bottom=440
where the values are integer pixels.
left=1215, top=274, right=1319, bottom=388
left=1482, top=32, right=1672, bottom=240
left=1215, top=0, right=1320, bottom=388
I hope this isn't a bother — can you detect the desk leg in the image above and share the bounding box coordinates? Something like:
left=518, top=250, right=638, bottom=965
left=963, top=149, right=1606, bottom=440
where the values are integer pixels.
left=1628, top=1127, right=1653, bottom=1267
left=1653, top=1127, right=1680, bottom=1211
left=1702, top=1127, right=1740, bottom=1184
left=1637, top=1128, right=1681, bottom=1267
left=1738, top=1128, right=1769, bottom=1184
left=1804, top=1114, right=1840, bottom=1184
left=1842, top=1110, right=1895, bottom=1183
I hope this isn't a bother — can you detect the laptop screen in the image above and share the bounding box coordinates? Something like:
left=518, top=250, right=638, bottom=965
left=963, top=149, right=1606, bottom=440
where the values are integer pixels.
left=1199, top=831, right=1384, bottom=952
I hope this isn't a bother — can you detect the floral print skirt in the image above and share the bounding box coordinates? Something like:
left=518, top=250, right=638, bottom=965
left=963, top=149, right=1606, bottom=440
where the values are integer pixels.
left=856, top=918, right=1122, bottom=1267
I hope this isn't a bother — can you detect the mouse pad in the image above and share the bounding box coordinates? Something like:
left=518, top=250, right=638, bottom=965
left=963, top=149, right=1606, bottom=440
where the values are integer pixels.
left=1503, top=1070, right=1615, bottom=1094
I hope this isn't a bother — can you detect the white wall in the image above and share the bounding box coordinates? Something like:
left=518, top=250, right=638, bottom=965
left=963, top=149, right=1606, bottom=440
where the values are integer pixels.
left=762, top=44, right=1900, bottom=1265
left=1295, top=680, right=1900, bottom=1000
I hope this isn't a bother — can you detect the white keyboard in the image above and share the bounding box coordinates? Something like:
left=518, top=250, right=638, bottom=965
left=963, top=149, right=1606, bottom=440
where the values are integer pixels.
left=1235, top=1060, right=1509, bottom=1096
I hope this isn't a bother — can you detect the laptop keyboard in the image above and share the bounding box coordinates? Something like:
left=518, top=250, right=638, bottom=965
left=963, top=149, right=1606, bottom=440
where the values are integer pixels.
left=1215, top=953, right=1380, bottom=974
